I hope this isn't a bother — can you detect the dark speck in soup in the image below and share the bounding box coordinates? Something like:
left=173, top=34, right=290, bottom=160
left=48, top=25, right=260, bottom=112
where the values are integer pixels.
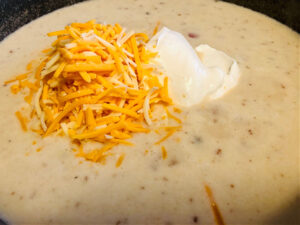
left=191, top=136, right=202, bottom=144
left=216, top=149, right=222, bottom=155
left=193, top=216, right=198, bottom=223
left=168, top=158, right=179, bottom=167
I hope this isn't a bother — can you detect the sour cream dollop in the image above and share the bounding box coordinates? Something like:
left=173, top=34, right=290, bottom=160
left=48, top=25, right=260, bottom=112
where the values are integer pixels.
left=147, top=27, right=240, bottom=107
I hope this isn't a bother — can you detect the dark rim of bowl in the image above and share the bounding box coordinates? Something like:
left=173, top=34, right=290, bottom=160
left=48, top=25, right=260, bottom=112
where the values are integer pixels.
left=0, top=0, right=299, bottom=42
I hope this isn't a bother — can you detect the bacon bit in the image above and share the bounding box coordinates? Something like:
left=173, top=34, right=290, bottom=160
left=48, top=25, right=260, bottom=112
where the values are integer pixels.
left=115, top=154, right=125, bottom=167
left=248, top=129, right=253, bottom=135
left=204, top=185, right=225, bottom=225
left=161, top=146, right=167, bottom=159
left=36, top=147, right=42, bottom=152
left=188, top=33, right=199, bottom=38
left=15, top=111, right=27, bottom=131
left=6, top=20, right=182, bottom=164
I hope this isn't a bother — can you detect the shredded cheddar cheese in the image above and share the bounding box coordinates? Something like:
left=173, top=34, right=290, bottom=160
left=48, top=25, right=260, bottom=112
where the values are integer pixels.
left=115, top=154, right=125, bottom=167
left=155, top=126, right=182, bottom=145
left=6, top=20, right=182, bottom=164
left=15, top=111, right=27, bottom=131
left=165, top=106, right=182, bottom=124
left=36, top=147, right=42, bottom=152
left=161, top=146, right=167, bottom=160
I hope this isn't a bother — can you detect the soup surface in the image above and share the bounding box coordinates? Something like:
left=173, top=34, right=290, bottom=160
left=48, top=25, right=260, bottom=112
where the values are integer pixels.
left=0, top=0, right=299, bottom=224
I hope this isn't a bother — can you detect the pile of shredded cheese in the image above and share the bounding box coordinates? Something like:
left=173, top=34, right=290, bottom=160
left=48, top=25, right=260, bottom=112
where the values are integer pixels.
left=5, top=20, right=182, bottom=164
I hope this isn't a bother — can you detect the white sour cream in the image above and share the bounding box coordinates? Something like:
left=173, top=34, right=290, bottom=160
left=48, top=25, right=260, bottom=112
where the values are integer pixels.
left=147, top=27, right=240, bottom=107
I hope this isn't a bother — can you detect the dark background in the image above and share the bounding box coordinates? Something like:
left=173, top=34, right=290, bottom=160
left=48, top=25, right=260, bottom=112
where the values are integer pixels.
left=0, top=0, right=299, bottom=41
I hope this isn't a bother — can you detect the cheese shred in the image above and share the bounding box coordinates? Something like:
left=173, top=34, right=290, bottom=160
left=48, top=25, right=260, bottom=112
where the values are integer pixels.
left=5, top=20, right=181, bottom=164
left=161, top=146, right=167, bottom=160
left=15, top=111, right=27, bottom=131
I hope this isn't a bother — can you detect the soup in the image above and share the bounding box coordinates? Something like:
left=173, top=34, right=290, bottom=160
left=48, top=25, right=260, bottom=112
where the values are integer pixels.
left=0, top=0, right=298, bottom=224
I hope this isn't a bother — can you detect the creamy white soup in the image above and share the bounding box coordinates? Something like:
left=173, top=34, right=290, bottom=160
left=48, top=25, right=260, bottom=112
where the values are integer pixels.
left=0, top=0, right=299, bottom=224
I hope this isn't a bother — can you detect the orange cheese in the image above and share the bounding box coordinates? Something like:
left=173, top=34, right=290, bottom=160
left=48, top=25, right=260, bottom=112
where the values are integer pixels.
left=5, top=20, right=181, bottom=164
left=15, top=111, right=27, bottom=131
left=161, top=146, right=167, bottom=160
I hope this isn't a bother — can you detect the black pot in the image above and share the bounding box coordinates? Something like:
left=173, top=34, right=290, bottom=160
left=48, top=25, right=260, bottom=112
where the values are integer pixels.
left=0, top=0, right=299, bottom=225
left=0, top=0, right=299, bottom=41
